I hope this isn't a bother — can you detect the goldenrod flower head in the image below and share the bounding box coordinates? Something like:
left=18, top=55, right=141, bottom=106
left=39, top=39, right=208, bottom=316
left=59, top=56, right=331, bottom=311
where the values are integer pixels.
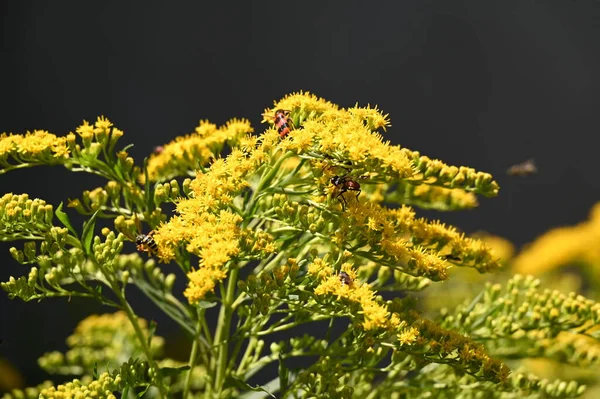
left=397, top=326, right=420, bottom=346
left=513, top=201, right=600, bottom=275
left=0, top=130, right=69, bottom=165
left=263, top=92, right=499, bottom=201
left=145, top=118, right=253, bottom=182
left=309, top=258, right=400, bottom=331
left=347, top=103, right=391, bottom=131
left=262, top=91, right=338, bottom=125
left=408, top=184, right=479, bottom=210
left=75, top=120, right=95, bottom=138
left=93, top=116, right=113, bottom=143
left=472, top=232, right=515, bottom=263
left=67, top=311, right=163, bottom=353
left=184, top=265, right=228, bottom=304
left=40, top=372, right=119, bottom=399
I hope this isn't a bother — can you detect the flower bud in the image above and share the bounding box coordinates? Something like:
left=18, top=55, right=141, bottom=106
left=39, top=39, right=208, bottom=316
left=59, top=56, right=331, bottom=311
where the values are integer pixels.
left=377, top=266, right=391, bottom=284
left=165, top=273, right=176, bottom=290
left=182, top=178, right=192, bottom=196
left=10, top=247, right=25, bottom=264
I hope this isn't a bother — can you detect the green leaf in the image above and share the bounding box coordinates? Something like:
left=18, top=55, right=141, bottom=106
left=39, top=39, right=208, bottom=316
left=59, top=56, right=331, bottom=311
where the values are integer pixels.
left=160, top=365, right=190, bottom=378
left=227, top=376, right=276, bottom=398
left=147, top=320, right=157, bottom=348
left=121, top=144, right=135, bottom=152
left=122, top=385, right=130, bottom=399
left=137, top=384, right=150, bottom=398
left=81, top=210, right=100, bottom=256
left=143, top=157, right=153, bottom=209
left=93, top=362, right=99, bottom=379
left=55, top=202, right=78, bottom=237
left=197, top=300, right=218, bottom=309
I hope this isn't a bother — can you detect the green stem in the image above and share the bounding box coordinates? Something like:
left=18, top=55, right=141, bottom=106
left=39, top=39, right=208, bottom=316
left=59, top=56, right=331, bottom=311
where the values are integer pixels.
left=183, top=318, right=202, bottom=399
left=114, top=285, right=166, bottom=399
left=236, top=336, right=259, bottom=375
left=244, top=151, right=294, bottom=219
left=212, top=266, right=239, bottom=395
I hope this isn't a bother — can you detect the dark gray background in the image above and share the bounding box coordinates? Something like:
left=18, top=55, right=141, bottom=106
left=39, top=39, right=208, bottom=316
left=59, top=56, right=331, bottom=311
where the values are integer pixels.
left=1, top=0, right=599, bottom=389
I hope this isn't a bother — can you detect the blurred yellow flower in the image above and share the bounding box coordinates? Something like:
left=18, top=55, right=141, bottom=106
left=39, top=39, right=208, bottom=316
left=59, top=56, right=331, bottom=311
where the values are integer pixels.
left=513, top=202, right=600, bottom=275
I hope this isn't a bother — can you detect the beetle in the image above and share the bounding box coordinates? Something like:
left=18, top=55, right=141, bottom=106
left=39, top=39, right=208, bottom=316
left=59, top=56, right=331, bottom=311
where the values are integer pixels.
left=329, top=166, right=363, bottom=210
left=274, top=109, right=293, bottom=139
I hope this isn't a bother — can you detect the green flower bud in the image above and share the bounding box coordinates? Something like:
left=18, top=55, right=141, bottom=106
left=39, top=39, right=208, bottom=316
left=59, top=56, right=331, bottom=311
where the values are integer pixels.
left=10, top=247, right=25, bottom=264
left=43, top=204, right=54, bottom=225
left=20, top=242, right=36, bottom=262
left=28, top=267, right=38, bottom=284
left=377, top=266, right=391, bottom=284
left=182, top=178, right=192, bottom=196
left=270, top=342, right=282, bottom=354
left=121, top=271, right=130, bottom=284
left=154, top=186, right=167, bottom=204
left=169, top=180, right=180, bottom=198
left=165, top=273, right=176, bottom=290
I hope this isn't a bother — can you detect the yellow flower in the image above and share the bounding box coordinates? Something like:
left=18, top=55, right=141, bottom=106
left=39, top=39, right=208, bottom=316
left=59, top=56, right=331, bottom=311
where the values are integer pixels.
left=145, top=118, right=253, bottom=182
left=264, top=92, right=498, bottom=200
left=472, top=232, right=515, bottom=262
left=0, top=130, right=69, bottom=164
left=397, top=326, right=420, bottom=346
left=75, top=120, right=95, bottom=138
left=40, top=372, right=119, bottom=399
left=184, top=265, right=228, bottom=304
left=347, top=103, right=390, bottom=131
left=309, top=259, right=400, bottom=331
left=513, top=202, right=600, bottom=275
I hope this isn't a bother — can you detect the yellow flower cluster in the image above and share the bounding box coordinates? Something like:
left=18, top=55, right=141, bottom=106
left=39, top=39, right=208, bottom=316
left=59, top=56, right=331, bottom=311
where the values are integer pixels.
left=308, top=258, right=400, bottom=330
left=472, top=232, right=515, bottom=263
left=264, top=91, right=499, bottom=198
left=39, top=372, right=118, bottom=399
left=405, top=183, right=478, bottom=210
left=0, top=129, right=69, bottom=167
left=145, top=118, right=254, bottom=182
left=344, top=201, right=500, bottom=277
left=156, top=209, right=242, bottom=304
left=74, top=116, right=120, bottom=144
left=513, top=202, right=600, bottom=275
left=155, top=92, right=499, bottom=308
left=64, top=311, right=164, bottom=356
left=154, top=130, right=282, bottom=303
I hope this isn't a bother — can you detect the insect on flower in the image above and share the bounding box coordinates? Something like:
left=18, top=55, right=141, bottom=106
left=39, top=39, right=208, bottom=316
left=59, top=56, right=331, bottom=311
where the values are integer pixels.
left=274, top=109, right=293, bottom=139
left=329, top=166, right=366, bottom=210
left=122, top=216, right=158, bottom=255
left=136, top=230, right=158, bottom=254
left=339, top=271, right=353, bottom=287
left=153, top=145, right=164, bottom=155
left=507, top=159, right=537, bottom=177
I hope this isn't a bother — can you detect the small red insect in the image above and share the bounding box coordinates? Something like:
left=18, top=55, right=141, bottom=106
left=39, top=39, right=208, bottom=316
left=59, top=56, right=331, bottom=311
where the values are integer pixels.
left=153, top=145, right=164, bottom=155
left=329, top=167, right=363, bottom=210
left=274, top=109, right=293, bottom=139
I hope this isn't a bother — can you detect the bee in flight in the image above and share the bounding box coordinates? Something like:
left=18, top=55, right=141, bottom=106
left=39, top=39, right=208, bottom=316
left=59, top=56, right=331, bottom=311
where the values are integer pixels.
left=507, top=159, right=537, bottom=177
left=339, top=271, right=353, bottom=287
